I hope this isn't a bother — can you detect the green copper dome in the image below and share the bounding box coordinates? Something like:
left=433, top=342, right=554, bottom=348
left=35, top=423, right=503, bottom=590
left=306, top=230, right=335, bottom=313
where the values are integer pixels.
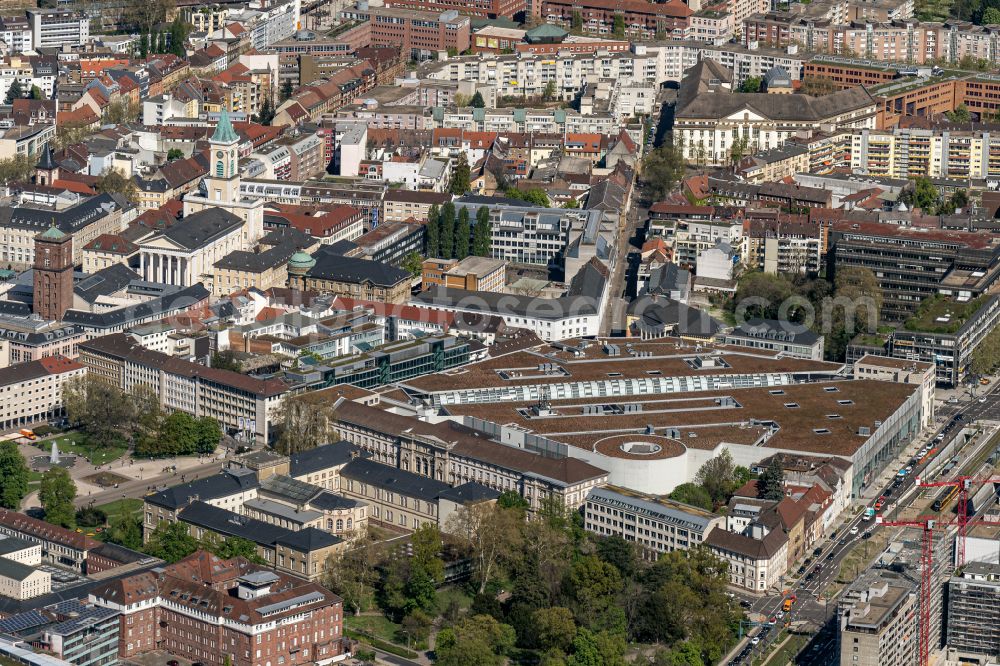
left=288, top=251, right=316, bottom=270
left=39, top=225, right=67, bottom=241
left=211, top=109, right=239, bottom=145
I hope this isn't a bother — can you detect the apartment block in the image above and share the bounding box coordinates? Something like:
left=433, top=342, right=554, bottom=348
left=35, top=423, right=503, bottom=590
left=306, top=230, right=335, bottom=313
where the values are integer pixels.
left=0, top=356, right=84, bottom=432
left=584, top=485, right=724, bottom=559
left=947, top=561, right=1000, bottom=662
left=340, top=5, right=471, bottom=60
left=541, top=0, right=692, bottom=39
left=79, top=334, right=289, bottom=443
left=827, top=221, right=1000, bottom=322
left=851, top=126, right=1000, bottom=180
left=383, top=0, right=523, bottom=19
left=421, top=256, right=507, bottom=292
left=26, top=9, right=88, bottom=49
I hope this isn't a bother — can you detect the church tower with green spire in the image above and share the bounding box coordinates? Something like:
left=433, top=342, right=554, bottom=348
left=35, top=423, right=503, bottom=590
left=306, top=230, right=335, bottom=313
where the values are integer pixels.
left=182, top=108, right=264, bottom=243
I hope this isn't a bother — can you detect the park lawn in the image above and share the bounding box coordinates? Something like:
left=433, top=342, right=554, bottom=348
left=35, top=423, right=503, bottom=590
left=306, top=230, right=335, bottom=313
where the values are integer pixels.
left=437, top=585, right=475, bottom=614
left=26, top=470, right=43, bottom=491
left=95, top=498, right=142, bottom=522
left=46, top=433, right=126, bottom=466
left=344, top=614, right=402, bottom=643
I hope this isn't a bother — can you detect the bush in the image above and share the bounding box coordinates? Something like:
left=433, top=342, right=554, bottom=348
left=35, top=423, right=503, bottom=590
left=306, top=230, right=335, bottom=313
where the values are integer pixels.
left=32, top=425, right=54, bottom=437
left=75, top=507, right=107, bottom=528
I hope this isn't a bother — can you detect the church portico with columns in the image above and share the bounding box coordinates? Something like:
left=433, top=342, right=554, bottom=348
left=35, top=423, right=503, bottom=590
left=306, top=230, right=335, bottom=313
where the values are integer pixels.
left=137, top=208, right=245, bottom=287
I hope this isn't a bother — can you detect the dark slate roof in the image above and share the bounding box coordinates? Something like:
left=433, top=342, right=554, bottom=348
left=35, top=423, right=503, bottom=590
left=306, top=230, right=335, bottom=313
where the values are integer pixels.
left=36, top=145, right=56, bottom=170
left=0, top=193, right=131, bottom=235
left=731, top=318, right=821, bottom=345
left=340, top=458, right=452, bottom=502
left=289, top=441, right=366, bottom=478
left=627, top=297, right=724, bottom=338
left=156, top=208, right=244, bottom=251
left=274, top=527, right=342, bottom=551
left=324, top=240, right=359, bottom=256
left=437, top=482, right=501, bottom=505
left=309, top=491, right=364, bottom=511
left=145, top=468, right=259, bottom=511
left=178, top=501, right=288, bottom=544
left=305, top=253, right=409, bottom=288
left=0, top=557, right=41, bottom=581
left=0, top=536, right=34, bottom=555
left=676, top=58, right=874, bottom=122
left=62, top=284, right=209, bottom=330
left=74, top=264, right=140, bottom=303
left=178, top=501, right=341, bottom=553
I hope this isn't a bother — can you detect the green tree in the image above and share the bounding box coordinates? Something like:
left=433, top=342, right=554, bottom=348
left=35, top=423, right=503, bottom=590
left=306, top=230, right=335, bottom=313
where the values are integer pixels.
left=168, top=16, right=188, bottom=57
left=256, top=91, right=275, bottom=125
left=612, top=13, right=625, bottom=38
left=95, top=168, right=139, bottom=203
left=30, top=85, right=43, bottom=100
left=75, top=506, right=106, bottom=528
left=982, top=6, right=1000, bottom=23
left=106, top=513, right=143, bottom=550
left=455, top=206, right=471, bottom=259
left=40, top=467, right=76, bottom=528
left=565, top=555, right=623, bottom=630
left=139, top=31, right=149, bottom=59
left=667, top=483, right=713, bottom=511
left=497, top=489, right=529, bottom=513
left=144, top=520, right=198, bottom=563
left=533, top=607, right=577, bottom=653
left=470, top=90, right=486, bottom=108
left=910, top=176, right=939, bottom=212
left=571, top=10, right=583, bottom=32
left=0, top=441, right=29, bottom=509
left=563, top=198, right=580, bottom=208
left=739, top=76, right=763, bottom=93
left=62, top=375, right=137, bottom=449
left=401, top=608, right=433, bottom=647
left=436, top=615, right=516, bottom=666
left=543, top=80, right=557, bottom=101
left=0, top=154, right=34, bottom=186
left=729, top=136, right=750, bottom=170
left=158, top=410, right=198, bottom=456
left=506, top=187, right=550, bottom=206
left=402, top=251, right=423, bottom=278
left=166, top=148, right=184, bottom=160
left=757, top=458, right=785, bottom=500
left=324, top=533, right=386, bottom=614
left=451, top=152, right=471, bottom=195
left=447, top=502, right=523, bottom=594
left=211, top=350, right=241, bottom=371
left=567, top=628, right=627, bottom=666
left=4, top=79, right=22, bottom=104
left=280, top=77, right=294, bottom=101
left=473, top=205, right=492, bottom=256
left=425, top=204, right=440, bottom=258
left=213, top=537, right=265, bottom=563
left=694, top=449, right=741, bottom=506
left=380, top=524, right=444, bottom=617
left=439, top=201, right=456, bottom=260
left=946, top=104, right=972, bottom=122
left=642, top=141, right=686, bottom=200
left=194, top=417, right=221, bottom=454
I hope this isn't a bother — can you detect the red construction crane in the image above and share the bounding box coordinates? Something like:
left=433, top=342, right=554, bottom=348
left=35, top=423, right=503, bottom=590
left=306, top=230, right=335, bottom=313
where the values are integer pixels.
left=875, top=516, right=937, bottom=666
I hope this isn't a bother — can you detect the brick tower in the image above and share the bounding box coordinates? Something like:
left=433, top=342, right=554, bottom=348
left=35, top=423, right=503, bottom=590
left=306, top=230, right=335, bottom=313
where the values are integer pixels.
left=33, top=225, right=73, bottom=321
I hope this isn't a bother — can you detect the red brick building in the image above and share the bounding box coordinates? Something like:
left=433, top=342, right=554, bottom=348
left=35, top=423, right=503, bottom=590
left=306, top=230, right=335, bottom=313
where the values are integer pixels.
left=541, top=0, right=691, bottom=39
left=32, top=224, right=74, bottom=321
left=90, top=551, right=348, bottom=666
left=383, top=0, right=523, bottom=19
left=341, top=5, right=471, bottom=58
